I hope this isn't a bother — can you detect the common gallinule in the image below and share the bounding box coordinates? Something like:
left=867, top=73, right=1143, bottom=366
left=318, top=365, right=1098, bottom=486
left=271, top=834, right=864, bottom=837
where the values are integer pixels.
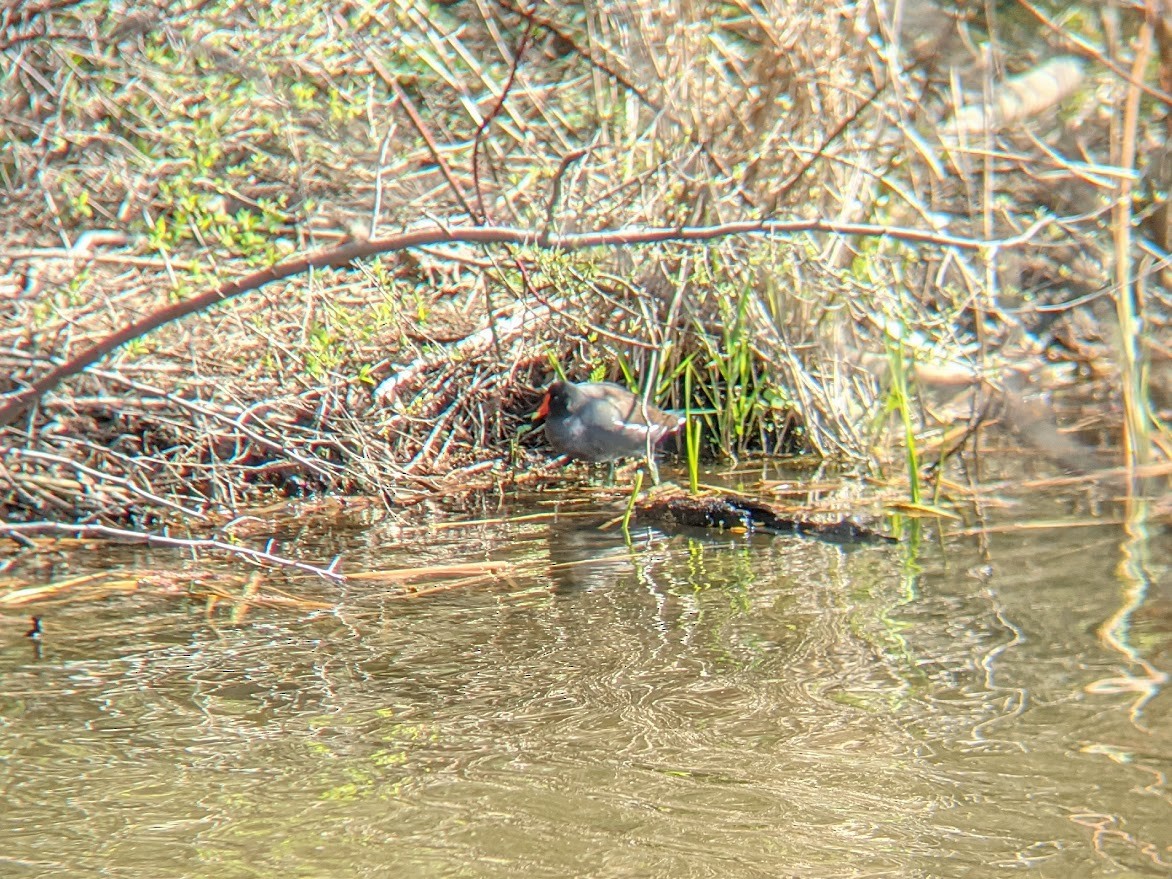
left=534, top=380, right=685, bottom=462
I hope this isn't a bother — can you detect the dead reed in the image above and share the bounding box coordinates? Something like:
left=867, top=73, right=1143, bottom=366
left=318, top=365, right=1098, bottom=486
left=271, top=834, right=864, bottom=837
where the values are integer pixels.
left=0, top=0, right=1167, bottom=531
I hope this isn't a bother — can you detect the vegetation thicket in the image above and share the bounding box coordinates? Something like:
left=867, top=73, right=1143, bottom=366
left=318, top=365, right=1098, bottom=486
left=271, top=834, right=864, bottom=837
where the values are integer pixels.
left=1, top=0, right=1168, bottom=525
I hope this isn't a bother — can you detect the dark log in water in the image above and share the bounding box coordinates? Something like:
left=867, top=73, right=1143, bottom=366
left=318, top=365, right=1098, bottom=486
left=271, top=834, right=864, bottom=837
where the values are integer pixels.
left=636, top=492, right=897, bottom=545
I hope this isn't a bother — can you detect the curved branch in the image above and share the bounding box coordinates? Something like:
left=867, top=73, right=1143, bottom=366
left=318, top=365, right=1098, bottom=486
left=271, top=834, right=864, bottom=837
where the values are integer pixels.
left=0, top=521, right=344, bottom=583
left=0, top=217, right=1050, bottom=427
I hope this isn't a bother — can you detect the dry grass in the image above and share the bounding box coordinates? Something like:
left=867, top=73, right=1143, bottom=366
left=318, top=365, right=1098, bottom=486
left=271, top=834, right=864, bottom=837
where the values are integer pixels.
left=1, top=0, right=1168, bottom=525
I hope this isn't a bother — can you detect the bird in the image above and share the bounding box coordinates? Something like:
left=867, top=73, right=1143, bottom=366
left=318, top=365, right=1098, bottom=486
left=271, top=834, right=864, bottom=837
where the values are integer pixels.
left=25, top=616, right=43, bottom=640
left=533, top=380, right=685, bottom=462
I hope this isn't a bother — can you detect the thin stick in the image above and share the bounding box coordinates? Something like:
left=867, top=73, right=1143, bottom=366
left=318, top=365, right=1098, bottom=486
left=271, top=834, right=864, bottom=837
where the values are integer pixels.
left=0, top=521, right=345, bottom=583
left=0, top=216, right=1052, bottom=428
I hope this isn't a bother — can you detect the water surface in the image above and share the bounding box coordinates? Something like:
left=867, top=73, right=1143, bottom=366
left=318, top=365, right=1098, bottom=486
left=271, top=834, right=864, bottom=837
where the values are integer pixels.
left=2, top=475, right=1169, bottom=877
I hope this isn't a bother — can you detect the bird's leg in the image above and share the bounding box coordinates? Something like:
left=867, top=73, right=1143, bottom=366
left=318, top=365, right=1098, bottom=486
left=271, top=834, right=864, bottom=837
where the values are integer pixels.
left=644, top=447, right=661, bottom=485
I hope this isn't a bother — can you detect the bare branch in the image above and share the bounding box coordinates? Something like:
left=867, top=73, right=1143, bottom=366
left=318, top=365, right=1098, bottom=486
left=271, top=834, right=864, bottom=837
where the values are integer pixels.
left=0, top=216, right=1051, bottom=428
left=1, top=521, right=346, bottom=583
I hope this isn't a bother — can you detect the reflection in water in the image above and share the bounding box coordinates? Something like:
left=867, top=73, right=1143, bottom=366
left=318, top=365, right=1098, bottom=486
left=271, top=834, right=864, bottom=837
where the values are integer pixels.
left=0, top=493, right=1169, bottom=878
left=545, top=521, right=647, bottom=592
left=24, top=615, right=43, bottom=660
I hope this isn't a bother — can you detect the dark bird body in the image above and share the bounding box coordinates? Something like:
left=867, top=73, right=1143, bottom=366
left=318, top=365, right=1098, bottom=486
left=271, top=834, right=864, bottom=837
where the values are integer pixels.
left=535, top=381, right=684, bottom=462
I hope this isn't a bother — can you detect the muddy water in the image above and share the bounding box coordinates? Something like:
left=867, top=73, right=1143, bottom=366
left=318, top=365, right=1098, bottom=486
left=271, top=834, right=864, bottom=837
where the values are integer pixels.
left=1, top=476, right=1170, bottom=878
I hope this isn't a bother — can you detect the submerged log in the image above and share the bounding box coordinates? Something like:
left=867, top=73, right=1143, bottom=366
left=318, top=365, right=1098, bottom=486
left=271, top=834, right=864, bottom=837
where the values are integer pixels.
left=636, top=491, right=897, bottom=545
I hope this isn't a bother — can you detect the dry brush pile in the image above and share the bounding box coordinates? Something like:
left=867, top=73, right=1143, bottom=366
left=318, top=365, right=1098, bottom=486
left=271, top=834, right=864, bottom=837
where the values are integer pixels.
left=1, top=0, right=1168, bottom=527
